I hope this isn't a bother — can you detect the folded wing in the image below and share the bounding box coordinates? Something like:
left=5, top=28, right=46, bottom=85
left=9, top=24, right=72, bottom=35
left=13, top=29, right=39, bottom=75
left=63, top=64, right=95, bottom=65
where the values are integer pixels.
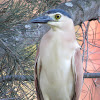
left=72, top=48, right=83, bottom=100
left=34, top=49, right=44, bottom=100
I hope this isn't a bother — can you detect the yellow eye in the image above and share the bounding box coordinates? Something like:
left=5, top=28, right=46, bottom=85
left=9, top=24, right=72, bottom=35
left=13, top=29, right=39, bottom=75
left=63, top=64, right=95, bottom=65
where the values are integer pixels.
left=55, top=14, right=61, bottom=20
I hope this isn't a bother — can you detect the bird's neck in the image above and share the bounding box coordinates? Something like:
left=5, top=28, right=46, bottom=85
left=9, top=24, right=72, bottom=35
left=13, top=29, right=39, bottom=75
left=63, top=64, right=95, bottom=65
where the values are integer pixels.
left=50, top=26, right=76, bottom=42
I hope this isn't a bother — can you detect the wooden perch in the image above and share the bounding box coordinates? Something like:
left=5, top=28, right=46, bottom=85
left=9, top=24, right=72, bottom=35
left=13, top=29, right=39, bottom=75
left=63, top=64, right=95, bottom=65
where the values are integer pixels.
left=0, top=73, right=100, bottom=82
left=28, top=0, right=100, bottom=37
left=56, top=0, right=100, bottom=25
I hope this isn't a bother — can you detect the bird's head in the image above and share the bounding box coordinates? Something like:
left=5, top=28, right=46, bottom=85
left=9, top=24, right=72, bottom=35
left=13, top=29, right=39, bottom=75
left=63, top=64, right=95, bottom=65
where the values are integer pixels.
left=30, top=9, right=73, bottom=31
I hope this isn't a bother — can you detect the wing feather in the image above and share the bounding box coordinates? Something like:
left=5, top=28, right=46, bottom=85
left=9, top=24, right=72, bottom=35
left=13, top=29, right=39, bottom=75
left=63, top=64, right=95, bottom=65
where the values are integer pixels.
left=34, top=49, right=44, bottom=100
left=72, top=48, right=83, bottom=100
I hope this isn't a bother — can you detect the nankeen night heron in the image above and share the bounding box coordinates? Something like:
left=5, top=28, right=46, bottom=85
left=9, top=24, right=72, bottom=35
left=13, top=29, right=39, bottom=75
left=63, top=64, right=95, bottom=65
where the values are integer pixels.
left=30, top=9, right=83, bottom=100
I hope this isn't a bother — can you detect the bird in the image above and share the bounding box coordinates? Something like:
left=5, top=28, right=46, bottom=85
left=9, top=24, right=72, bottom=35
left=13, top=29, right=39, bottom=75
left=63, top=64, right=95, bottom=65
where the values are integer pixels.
left=30, top=9, right=83, bottom=100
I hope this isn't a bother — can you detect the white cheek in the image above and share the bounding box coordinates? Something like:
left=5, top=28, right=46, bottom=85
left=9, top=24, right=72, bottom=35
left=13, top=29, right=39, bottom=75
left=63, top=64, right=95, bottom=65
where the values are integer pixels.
left=47, top=21, right=58, bottom=26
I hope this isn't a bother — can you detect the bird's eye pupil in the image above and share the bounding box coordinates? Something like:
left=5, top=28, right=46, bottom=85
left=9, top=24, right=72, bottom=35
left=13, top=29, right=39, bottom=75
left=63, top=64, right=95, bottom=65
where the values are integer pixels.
left=57, top=16, right=59, bottom=18
left=55, top=14, right=61, bottom=20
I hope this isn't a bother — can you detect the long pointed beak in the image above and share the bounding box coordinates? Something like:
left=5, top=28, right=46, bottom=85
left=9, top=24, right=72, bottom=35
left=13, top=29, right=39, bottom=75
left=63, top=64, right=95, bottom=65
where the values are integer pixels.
left=30, top=16, right=54, bottom=23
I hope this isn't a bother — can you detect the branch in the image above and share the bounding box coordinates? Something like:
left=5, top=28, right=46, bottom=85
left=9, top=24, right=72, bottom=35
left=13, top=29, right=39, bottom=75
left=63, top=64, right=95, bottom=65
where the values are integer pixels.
left=56, top=0, right=100, bottom=25
left=27, top=0, right=100, bottom=37
left=0, top=39, right=21, bottom=64
left=0, top=73, right=100, bottom=82
left=0, top=75, right=34, bottom=82
left=83, top=73, right=100, bottom=78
